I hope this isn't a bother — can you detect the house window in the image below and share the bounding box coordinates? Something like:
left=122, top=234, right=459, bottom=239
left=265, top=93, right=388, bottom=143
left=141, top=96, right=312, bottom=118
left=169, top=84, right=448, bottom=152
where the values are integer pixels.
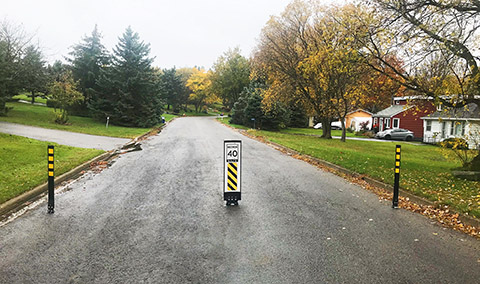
left=373, top=117, right=378, bottom=125
left=385, top=118, right=391, bottom=129
left=426, top=120, right=432, bottom=132
left=450, top=122, right=455, bottom=136
left=455, top=121, right=465, bottom=136
left=393, top=118, right=400, bottom=129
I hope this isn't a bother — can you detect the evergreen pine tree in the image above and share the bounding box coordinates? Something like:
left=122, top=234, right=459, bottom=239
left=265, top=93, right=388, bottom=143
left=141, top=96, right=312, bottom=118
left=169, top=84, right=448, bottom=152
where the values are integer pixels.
left=160, top=68, right=187, bottom=113
left=92, top=27, right=163, bottom=127
left=21, top=45, right=48, bottom=104
left=67, top=25, right=109, bottom=115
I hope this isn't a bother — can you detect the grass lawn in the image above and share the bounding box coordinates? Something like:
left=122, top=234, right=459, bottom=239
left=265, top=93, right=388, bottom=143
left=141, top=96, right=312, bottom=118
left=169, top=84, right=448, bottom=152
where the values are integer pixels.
left=0, top=133, right=104, bottom=204
left=280, top=128, right=363, bottom=138
left=216, top=117, right=254, bottom=130
left=254, top=130, right=480, bottom=218
left=1, top=102, right=171, bottom=139
left=12, top=93, right=48, bottom=104
left=218, top=118, right=480, bottom=218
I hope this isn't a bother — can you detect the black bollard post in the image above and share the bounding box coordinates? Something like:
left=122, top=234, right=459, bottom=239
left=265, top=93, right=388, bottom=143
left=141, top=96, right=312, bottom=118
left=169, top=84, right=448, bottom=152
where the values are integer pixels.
left=392, top=145, right=401, bottom=208
left=47, top=145, right=55, bottom=214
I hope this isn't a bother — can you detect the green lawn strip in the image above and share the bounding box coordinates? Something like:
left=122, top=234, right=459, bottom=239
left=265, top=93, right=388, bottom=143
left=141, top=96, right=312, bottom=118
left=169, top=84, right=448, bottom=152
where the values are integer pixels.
left=216, top=117, right=252, bottom=130
left=12, top=93, right=48, bottom=104
left=1, top=102, right=157, bottom=139
left=249, top=129, right=480, bottom=218
left=163, top=113, right=176, bottom=122
left=0, top=133, right=104, bottom=204
left=280, top=128, right=363, bottom=137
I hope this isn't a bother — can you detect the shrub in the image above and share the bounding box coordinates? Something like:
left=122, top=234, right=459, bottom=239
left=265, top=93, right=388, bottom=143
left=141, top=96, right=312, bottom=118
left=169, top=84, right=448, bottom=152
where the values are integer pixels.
left=46, top=99, right=60, bottom=109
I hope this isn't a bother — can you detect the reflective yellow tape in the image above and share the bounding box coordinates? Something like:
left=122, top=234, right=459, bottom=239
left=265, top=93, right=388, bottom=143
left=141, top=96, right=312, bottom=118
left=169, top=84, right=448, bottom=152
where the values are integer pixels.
left=395, top=168, right=400, bottom=173
left=48, top=164, right=54, bottom=169
left=227, top=179, right=237, bottom=190
left=396, top=161, right=400, bottom=167
left=48, top=149, right=54, bottom=154
left=48, top=171, right=54, bottom=176
left=48, top=156, right=54, bottom=162
left=228, top=163, right=237, bottom=175
left=396, top=148, right=401, bottom=153
left=396, top=154, right=400, bottom=160
left=227, top=171, right=237, bottom=183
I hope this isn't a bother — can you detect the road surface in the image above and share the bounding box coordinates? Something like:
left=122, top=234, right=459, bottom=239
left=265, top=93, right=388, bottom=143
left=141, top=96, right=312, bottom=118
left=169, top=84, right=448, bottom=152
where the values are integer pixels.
left=0, top=117, right=478, bottom=283
left=0, top=121, right=130, bottom=150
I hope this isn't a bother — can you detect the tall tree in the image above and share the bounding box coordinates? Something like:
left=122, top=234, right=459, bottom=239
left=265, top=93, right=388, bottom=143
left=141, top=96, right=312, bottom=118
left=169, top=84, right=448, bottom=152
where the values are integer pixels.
left=92, top=27, right=163, bottom=127
left=210, top=48, right=250, bottom=109
left=300, top=4, right=370, bottom=141
left=0, top=20, right=32, bottom=115
left=160, top=68, right=188, bottom=112
left=21, top=45, right=47, bottom=104
left=176, top=67, right=196, bottom=111
left=359, top=0, right=480, bottom=108
left=67, top=25, right=109, bottom=114
left=254, top=1, right=370, bottom=139
left=186, top=68, right=216, bottom=112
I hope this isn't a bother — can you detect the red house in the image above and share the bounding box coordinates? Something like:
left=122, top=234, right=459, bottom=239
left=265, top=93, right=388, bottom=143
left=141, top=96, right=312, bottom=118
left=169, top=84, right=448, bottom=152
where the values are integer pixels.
left=372, top=97, right=436, bottom=139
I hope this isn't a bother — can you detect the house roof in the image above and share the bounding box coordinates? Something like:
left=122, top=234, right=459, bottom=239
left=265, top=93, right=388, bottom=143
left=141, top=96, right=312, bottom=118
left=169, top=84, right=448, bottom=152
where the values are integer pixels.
left=373, top=105, right=411, bottom=118
left=347, top=109, right=373, bottom=116
left=422, top=103, right=480, bottom=120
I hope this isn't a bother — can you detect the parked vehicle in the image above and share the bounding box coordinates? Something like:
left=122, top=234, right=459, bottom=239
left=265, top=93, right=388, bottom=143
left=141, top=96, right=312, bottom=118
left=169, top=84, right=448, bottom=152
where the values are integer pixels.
left=375, top=128, right=414, bottom=141
left=313, top=121, right=342, bottom=130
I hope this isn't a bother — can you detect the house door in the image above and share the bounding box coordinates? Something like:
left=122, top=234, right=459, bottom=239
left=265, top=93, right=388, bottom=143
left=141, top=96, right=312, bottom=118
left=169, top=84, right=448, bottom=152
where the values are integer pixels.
left=380, top=118, right=384, bottom=131
left=441, top=122, right=446, bottom=138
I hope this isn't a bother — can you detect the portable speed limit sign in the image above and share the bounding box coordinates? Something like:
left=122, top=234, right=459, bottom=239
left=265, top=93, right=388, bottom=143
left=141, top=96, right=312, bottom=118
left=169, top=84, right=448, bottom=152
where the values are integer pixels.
left=224, top=140, right=241, bottom=205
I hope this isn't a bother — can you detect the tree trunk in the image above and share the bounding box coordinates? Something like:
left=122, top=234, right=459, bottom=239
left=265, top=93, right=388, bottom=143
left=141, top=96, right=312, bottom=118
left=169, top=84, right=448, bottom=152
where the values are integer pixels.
left=31, top=91, right=35, bottom=104
left=321, top=117, right=332, bottom=139
left=340, top=118, right=346, bottom=142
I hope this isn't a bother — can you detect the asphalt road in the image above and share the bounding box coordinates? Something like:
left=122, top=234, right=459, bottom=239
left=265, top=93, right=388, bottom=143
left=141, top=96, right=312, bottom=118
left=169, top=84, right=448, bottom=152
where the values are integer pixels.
left=0, top=121, right=130, bottom=150
left=0, top=117, right=479, bottom=283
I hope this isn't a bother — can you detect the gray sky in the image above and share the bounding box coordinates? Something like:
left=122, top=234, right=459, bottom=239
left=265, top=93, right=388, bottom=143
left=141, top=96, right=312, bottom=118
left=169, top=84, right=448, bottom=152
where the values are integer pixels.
left=1, top=0, right=347, bottom=69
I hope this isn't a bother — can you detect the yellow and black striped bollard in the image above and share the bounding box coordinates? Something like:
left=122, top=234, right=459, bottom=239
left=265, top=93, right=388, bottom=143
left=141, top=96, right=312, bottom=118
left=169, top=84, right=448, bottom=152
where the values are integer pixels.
left=47, top=145, right=55, bottom=214
left=392, top=145, right=401, bottom=208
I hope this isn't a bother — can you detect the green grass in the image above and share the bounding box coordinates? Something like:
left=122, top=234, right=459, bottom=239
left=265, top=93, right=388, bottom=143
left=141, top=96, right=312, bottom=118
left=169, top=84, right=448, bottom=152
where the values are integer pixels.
left=280, top=128, right=362, bottom=137
left=255, top=130, right=480, bottom=218
left=12, top=93, right=48, bottom=104
left=216, top=117, right=254, bottom=130
left=0, top=102, right=166, bottom=139
left=0, top=133, right=104, bottom=204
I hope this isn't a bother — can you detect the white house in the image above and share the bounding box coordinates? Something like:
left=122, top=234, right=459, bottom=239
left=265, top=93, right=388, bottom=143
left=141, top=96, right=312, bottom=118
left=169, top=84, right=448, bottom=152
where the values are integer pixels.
left=421, top=103, right=480, bottom=149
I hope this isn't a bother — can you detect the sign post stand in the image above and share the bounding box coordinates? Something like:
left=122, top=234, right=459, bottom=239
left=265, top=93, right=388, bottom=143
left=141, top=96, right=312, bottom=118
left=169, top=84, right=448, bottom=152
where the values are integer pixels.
left=224, top=140, right=242, bottom=206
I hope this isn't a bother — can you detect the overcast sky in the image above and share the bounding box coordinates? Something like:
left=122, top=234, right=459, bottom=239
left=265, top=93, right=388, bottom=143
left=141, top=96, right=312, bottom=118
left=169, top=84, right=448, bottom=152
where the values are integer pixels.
left=1, top=0, right=348, bottom=69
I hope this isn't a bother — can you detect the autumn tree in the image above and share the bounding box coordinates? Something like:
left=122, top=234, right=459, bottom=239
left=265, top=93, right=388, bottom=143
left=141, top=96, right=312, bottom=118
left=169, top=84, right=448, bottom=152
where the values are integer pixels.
left=186, top=69, right=217, bottom=113
left=254, top=1, right=370, bottom=140
left=300, top=5, right=370, bottom=141
left=362, top=55, right=405, bottom=113
left=48, top=70, right=83, bottom=124
left=359, top=0, right=480, bottom=108
left=254, top=0, right=333, bottom=137
left=210, top=48, right=250, bottom=109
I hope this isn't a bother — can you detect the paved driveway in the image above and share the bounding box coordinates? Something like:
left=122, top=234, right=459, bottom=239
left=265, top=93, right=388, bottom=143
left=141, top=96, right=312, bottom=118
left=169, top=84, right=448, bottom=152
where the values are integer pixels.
left=0, top=122, right=130, bottom=150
